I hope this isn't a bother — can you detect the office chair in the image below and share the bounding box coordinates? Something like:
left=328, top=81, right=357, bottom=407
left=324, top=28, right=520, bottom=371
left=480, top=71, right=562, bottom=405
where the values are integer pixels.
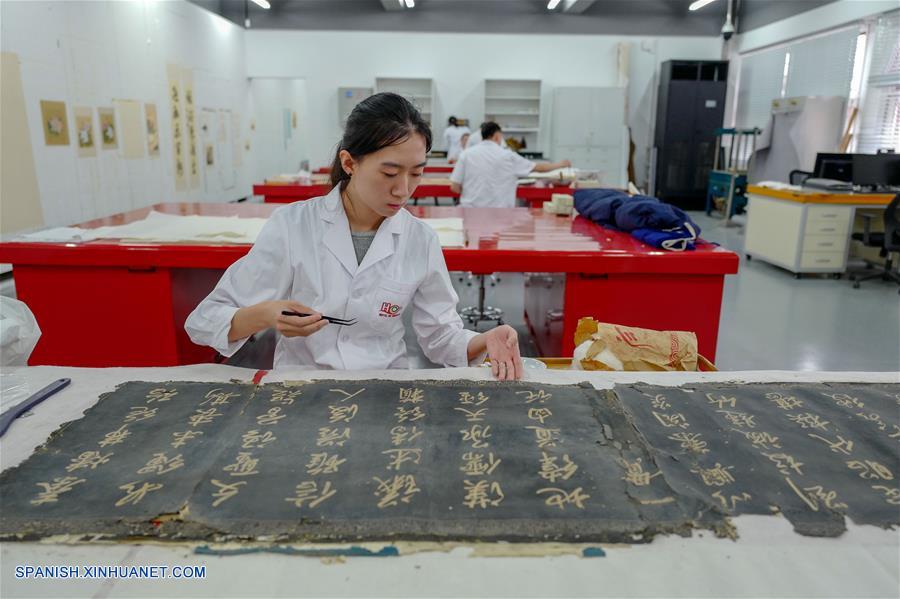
left=789, top=169, right=813, bottom=185
left=849, top=194, right=900, bottom=293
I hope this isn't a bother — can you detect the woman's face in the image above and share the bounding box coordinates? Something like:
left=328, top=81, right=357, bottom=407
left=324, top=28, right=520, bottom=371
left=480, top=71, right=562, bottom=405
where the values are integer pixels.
left=341, top=133, right=427, bottom=217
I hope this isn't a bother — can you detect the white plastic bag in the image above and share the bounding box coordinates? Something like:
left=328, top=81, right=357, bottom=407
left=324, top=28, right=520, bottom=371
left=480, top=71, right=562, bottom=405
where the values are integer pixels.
left=0, top=296, right=41, bottom=366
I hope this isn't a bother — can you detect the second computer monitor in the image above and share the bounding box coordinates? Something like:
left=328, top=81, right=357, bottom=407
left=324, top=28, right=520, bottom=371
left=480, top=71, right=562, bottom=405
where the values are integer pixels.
left=814, top=153, right=854, bottom=182
left=852, top=153, right=900, bottom=188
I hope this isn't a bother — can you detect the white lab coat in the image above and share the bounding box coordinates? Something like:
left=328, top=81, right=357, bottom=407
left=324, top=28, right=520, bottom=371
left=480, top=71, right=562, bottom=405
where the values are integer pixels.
left=443, top=124, right=471, bottom=162
left=449, top=141, right=536, bottom=208
left=185, top=186, right=480, bottom=370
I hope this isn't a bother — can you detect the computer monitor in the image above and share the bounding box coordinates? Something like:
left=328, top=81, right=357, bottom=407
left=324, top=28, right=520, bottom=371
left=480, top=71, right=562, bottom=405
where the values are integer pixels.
left=814, top=153, right=853, bottom=182
left=852, top=153, right=900, bottom=188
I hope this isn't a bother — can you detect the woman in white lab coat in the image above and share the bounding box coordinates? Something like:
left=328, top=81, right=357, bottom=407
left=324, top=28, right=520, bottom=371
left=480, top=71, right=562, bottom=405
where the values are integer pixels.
left=186, top=93, right=523, bottom=380
left=443, top=116, right=470, bottom=164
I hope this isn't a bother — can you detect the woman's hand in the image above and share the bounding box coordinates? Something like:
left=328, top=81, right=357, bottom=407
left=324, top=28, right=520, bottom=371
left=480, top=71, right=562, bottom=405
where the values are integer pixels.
left=485, top=324, right=523, bottom=381
left=230, top=300, right=328, bottom=343
left=270, top=300, right=328, bottom=338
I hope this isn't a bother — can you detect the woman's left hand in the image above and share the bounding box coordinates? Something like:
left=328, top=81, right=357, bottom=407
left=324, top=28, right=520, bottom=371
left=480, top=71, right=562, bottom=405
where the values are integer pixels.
left=485, top=324, right=524, bottom=381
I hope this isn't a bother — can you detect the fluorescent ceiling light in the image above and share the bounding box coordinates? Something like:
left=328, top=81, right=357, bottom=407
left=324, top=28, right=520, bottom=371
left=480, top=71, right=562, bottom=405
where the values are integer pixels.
left=251, top=0, right=271, bottom=9
left=689, top=0, right=717, bottom=10
left=547, top=0, right=562, bottom=9
left=405, top=0, right=415, bottom=7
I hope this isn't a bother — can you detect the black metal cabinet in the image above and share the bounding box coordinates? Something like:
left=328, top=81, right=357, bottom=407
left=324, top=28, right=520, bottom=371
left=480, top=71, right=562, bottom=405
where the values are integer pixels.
left=654, top=60, right=728, bottom=210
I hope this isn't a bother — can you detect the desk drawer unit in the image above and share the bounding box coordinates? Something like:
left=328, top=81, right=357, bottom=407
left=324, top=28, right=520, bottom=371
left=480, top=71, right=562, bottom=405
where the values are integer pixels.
left=799, top=205, right=853, bottom=273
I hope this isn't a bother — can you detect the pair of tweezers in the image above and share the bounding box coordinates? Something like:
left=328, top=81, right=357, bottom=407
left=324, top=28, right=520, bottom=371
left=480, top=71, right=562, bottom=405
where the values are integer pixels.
left=281, top=311, right=357, bottom=326
left=0, top=378, right=71, bottom=437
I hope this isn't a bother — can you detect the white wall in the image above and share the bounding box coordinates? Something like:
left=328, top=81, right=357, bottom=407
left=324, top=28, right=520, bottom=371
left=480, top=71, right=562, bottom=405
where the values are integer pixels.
left=0, top=0, right=253, bottom=230
left=245, top=30, right=722, bottom=188
left=249, top=78, right=311, bottom=182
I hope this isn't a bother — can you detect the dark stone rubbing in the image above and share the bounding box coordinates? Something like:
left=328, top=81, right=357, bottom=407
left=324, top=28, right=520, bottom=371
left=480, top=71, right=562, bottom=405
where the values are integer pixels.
left=613, top=382, right=900, bottom=537
left=2, top=380, right=896, bottom=543
left=0, top=379, right=713, bottom=543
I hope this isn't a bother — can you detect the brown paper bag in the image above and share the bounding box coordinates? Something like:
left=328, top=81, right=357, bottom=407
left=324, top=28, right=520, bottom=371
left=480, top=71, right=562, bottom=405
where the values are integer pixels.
left=574, top=318, right=702, bottom=371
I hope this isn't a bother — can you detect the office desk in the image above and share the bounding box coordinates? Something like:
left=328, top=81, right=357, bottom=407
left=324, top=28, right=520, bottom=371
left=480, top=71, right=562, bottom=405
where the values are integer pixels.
left=745, top=185, right=895, bottom=276
left=252, top=179, right=576, bottom=208
left=0, top=203, right=737, bottom=367
left=2, top=365, right=897, bottom=599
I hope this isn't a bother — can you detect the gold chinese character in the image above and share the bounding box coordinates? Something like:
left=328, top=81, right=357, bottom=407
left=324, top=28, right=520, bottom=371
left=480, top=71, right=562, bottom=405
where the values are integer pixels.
left=395, top=405, right=425, bottom=423
left=317, top=426, right=351, bottom=447
left=454, top=407, right=488, bottom=422
left=460, top=452, right=501, bottom=476
left=796, top=484, right=848, bottom=512
left=137, top=452, right=185, bottom=476
left=528, top=407, right=553, bottom=425
left=717, top=410, right=756, bottom=429
left=706, top=393, right=737, bottom=409
left=189, top=407, right=222, bottom=427
left=65, top=451, right=112, bottom=472
left=329, top=388, right=366, bottom=402
left=731, top=429, right=781, bottom=450
left=537, top=487, right=589, bottom=510
left=872, top=485, right=900, bottom=505
left=540, top=452, right=578, bottom=483
left=652, top=411, right=689, bottom=429
left=241, top=429, right=276, bottom=449
left=223, top=452, right=259, bottom=477
left=257, top=407, right=285, bottom=426
left=458, top=391, right=490, bottom=406
left=855, top=411, right=887, bottom=431
left=668, top=432, right=709, bottom=454
left=146, top=388, right=177, bottom=403
left=808, top=433, right=854, bottom=456
left=516, top=389, right=552, bottom=404
left=692, top=462, right=735, bottom=487
left=525, top=425, right=559, bottom=448
left=115, top=481, right=163, bottom=507
left=763, top=452, right=805, bottom=476
left=99, top=425, right=130, bottom=447
left=822, top=392, right=865, bottom=410
left=390, top=425, right=422, bottom=446
left=373, top=474, right=420, bottom=508
left=31, top=477, right=86, bottom=505
left=618, top=457, right=661, bottom=486
left=889, top=425, right=900, bottom=440
left=712, top=490, right=752, bottom=512
left=124, top=405, right=158, bottom=423
left=461, top=424, right=492, bottom=448
left=200, top=388, right=240, bottom=406
left=211, top=479, right=246, bottom=507
left=847, top=460, right=894, bottom=481
left=285, top=480, right=337, bottom=509
left=399, top=387, right=424, bottom=404
left=382, top=448, right=423, bottom=471
left=329, top=403, right=358, bottom=424
left=787, top=412, right=830, bottom=431
left=650, top=394, right=670, bottom=410
left=462, top=479, right=505, bottom=509
left=766, top=392, right=803, bottom=410
left=270, top=388, right=302, bottom=405
left=171, top=430, right=203, bottom=448
left=305, top=452, right=347, bottom=476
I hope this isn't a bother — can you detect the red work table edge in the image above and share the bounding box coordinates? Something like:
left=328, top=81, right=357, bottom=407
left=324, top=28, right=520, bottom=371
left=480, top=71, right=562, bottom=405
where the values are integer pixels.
left=0, top=203, right=738, bottom=366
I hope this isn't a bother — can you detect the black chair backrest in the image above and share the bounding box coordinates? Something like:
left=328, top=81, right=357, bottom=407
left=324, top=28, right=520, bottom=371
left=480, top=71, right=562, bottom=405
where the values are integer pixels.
left=884, top=194, right=900, bottom=251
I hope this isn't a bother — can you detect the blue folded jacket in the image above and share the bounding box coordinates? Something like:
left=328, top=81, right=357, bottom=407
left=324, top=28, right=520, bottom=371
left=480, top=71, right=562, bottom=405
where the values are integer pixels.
left=573, top=188, right=702, bottom=251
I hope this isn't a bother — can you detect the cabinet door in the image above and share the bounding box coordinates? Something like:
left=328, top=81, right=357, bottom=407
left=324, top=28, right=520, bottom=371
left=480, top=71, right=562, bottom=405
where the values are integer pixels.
left=552, top=88, right=593, bottom=147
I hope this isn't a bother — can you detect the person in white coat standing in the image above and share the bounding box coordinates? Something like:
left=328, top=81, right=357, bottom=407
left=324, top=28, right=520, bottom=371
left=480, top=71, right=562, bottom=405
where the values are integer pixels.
left=443, top=116, right=470, bottom=164
left=186, top=93, right=523, bottom=380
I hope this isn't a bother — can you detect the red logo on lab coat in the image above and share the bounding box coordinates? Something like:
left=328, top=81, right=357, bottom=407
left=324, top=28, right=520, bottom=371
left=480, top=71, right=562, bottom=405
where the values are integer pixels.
left=379, top=302, right=402, bottom=318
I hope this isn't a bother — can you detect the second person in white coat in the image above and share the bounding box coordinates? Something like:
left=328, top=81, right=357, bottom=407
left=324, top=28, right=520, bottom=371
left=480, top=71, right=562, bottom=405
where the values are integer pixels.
left=186, top=93, right=523, bottom=380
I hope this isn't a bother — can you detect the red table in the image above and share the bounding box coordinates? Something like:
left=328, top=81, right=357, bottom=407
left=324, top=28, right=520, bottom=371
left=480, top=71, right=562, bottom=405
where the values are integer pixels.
left=313, top=165, right=454, bottom=175
left=0, top=203, right=737, bottom=366
left=253, top=180, right=575, bottom=207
